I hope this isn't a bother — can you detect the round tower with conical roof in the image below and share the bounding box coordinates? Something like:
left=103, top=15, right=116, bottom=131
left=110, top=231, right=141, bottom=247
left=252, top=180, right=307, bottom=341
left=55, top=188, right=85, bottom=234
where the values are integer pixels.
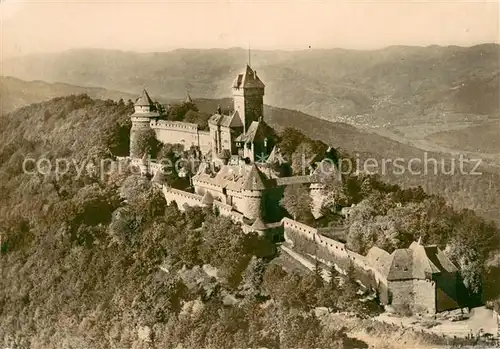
left=240, top=164, right=269, bottom=220
left=130, top=89, right=160, bottom=158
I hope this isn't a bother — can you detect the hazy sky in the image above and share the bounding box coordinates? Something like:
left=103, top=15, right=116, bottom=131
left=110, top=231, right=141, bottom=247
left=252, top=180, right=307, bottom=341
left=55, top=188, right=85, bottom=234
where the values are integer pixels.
left=1, top=0, right=499, bottom=59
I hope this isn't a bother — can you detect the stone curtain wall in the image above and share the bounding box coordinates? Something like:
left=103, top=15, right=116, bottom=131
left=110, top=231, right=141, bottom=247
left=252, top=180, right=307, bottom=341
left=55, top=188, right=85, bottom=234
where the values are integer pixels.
left=151, top=120, right=212, bottom=154
left=282, top=218, right=384, bottom=297
left=163, top=186, right=205, bottom=210
left=283, top=216, right=438, bottom=314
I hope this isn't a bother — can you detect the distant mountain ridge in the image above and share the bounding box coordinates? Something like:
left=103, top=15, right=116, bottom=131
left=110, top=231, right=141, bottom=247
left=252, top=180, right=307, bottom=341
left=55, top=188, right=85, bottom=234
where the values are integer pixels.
left=0, top=76, right=137, bottom=114
left=3, top=44, right=498, bottom=117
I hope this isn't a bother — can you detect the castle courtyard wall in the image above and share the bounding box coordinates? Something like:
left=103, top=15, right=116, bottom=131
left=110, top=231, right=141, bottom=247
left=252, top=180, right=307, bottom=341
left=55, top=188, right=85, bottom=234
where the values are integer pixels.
left=151, top=120, right=212, bottom=154
left=163, top=186, right=205, bottom=210
left=193, top=180, right=226, bottom=202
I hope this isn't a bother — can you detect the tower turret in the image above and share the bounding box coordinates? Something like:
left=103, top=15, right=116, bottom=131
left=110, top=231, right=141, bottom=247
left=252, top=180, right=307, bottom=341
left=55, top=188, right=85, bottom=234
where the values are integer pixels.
left=240, top=164, right=270, bottom=220
left=232, top=65, right=265, bottom=133
left=130, top=89, right=160, bottom=158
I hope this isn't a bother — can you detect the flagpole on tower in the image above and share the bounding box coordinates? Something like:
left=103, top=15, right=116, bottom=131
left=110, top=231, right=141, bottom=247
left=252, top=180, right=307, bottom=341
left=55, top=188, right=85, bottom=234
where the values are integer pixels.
left=248, top=44, right=251, bottom=67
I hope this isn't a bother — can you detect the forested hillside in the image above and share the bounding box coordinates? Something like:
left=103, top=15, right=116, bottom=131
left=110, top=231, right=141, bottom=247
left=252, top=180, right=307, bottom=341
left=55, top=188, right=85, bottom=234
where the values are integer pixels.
left=1, top=95, right=492, bottom=348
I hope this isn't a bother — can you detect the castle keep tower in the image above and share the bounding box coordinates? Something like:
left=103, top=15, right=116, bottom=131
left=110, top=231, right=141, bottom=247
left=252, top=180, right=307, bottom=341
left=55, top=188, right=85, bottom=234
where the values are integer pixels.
left=232, top=65, right=265, bottom=133
left=130, top=89, right=160, bottom=158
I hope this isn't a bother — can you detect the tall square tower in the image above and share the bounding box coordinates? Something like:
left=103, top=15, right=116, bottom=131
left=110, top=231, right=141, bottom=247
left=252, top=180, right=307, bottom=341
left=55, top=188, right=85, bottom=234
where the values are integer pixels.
left=232, top=65, right=265, bottom=133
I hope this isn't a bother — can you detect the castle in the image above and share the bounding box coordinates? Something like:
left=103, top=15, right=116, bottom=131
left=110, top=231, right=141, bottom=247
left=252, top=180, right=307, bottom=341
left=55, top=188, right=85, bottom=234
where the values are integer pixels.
left=130, top=65, right=274, bottom=165
left=129, top=64, right=323, bottom=228
left=127, top=64, right=463, bottom=314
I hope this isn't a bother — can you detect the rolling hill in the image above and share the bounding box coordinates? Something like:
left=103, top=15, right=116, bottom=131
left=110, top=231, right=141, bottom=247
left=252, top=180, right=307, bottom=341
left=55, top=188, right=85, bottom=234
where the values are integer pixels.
left=0, top=76, right=137, bottom=114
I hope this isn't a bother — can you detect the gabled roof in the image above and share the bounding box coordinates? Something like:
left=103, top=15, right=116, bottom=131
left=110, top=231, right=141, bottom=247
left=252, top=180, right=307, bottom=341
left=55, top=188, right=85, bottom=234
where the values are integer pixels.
left=233, top=65, right=265, bottom=90
left=366, top=246, right=393, bottom=278
left=208, top=111, right=243, bottom=128
left=410, top=242, right=458, bottom=275
left=235, top=120, right=274, bottom=143
left=386, top=249, right=414, bottom=280
left=369, top=241, right=459, bottom=282
left=135, top=89, right=155, bottom=106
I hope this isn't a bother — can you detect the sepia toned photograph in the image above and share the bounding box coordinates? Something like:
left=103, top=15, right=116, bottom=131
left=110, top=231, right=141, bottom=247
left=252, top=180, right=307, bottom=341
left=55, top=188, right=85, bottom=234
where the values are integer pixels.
left=0, top=0, right=499, bottom=348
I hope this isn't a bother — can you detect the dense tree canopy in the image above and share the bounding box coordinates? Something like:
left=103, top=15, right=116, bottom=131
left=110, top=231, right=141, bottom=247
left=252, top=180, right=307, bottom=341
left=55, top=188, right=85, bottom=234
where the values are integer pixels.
left=0, top=95, right=497, bottom=348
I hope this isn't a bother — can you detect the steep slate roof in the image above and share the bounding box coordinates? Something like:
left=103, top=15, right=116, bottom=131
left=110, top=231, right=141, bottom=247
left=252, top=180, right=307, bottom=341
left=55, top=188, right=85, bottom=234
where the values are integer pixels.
left=232, top=65, right=265, bottom=90
left=366, top=246, right=393, bottom=278
left=369, top=241, right=459, bottom=281
left=412, top=242, right=458, bottom=275
left=208, top=111, right=243, bottom=128
left=193, top=163, right=273, bottom=192
left=386, top=249, right=414, bottom=280
left=241, top=164, right=270, bottom=190
left=235, top=120, right=274, bottom=143
left=135, top=89, right=155, bottom=106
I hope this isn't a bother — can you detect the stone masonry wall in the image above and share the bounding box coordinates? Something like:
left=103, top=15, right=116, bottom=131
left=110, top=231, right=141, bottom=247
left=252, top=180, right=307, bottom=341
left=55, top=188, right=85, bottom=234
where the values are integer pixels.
left=151, top=120, right=212, bottom=154
left=309, top=184, right=326, bottom=219
left=388, top=279, right=436, bottom=314
left=130, top=118, right=151, bottom=158
left=413, top=279, right=436, bottom=314
left=283, top=218, right=390, bottom=297
left=241, top=190, right=263, bottom=220
left=163, top=186, right=205, bottom=210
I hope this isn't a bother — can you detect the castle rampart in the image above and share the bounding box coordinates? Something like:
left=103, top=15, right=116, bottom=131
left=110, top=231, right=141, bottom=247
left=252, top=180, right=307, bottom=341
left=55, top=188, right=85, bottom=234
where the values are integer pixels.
left=163, top=186, right=205, bottom=209
left=150, top=120, right=212, bottom=154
